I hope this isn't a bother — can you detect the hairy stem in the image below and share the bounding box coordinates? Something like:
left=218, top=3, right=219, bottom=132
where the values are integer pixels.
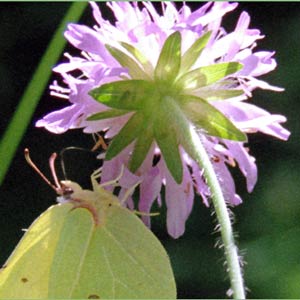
left=189, top=125, right=245, bottom=299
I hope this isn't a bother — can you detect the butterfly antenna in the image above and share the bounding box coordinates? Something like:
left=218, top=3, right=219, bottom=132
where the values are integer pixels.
left=59, top=146, right=95, bottom=180
left=24, top=148, right=59, bottom=192
left=49, top=152, right=62, bottom=190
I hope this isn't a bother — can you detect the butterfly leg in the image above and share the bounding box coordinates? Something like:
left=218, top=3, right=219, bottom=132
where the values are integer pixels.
left=99, top=165, right=125, bottom=188
left=120, top=180, right=141, bottom=206
left=90, top=167, right=103, bottom=190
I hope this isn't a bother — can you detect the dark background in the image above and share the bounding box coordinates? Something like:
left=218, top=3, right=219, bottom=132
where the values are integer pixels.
left=1, top=2, right=299, bottom=298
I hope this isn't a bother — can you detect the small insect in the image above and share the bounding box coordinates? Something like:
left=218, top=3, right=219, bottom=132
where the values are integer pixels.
left=0, top=149, right=176, bottom=299
left=91, top=133, right=108, bottom=152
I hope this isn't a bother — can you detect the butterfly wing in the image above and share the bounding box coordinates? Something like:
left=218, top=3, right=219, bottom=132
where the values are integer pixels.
left=0, top=194, right=176, bottom=299
left=0, top=203, right=73, bottom=298
left=49, top=205, right=176, bottom=299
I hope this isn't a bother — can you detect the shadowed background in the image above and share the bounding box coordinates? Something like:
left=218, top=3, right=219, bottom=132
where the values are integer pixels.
left=0, top=3, right=299, bottom=298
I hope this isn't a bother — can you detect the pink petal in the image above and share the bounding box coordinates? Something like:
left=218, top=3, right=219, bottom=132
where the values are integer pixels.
left=36, top=104, right=83, bottom=133
left=214, top=101, right=290, bottom=140
left=65, top=24, right=114, bottom=64
left=224, top=141, right=257, bottom=192
left=213, top=160, right=243, bottom=206
left=139, top=167, right=163, bottom=227
left=164, top=160, right=194, bottom=238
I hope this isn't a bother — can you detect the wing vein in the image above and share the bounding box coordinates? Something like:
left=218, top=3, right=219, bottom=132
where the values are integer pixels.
left=102, top=246, right=115, bottom=298
left=68, top=224, right=95, bottom=297
left=102, top=245, right=139, bottom=297
left=103, top=226, right=158, bottom=284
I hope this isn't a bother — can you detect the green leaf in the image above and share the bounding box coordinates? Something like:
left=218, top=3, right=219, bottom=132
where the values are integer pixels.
left=181, top=95, right=247, bottom=141
left=129, top=125, right=154, bottom=173
left=154, top=125, right=183, bottom=184
left=89, top=80, right=153, bottom=111
left=106, top=112, right=145, bottom=160
left=199, top=62, right=243, bottom=85
left=153, top=99, right=183, bottom=184
left=0, top=179, right=176, bottom=298
left=120, top=42, right=154, bottom=75
left=180, top=31, right=212, bottom=74
left=87, top=108, right=130, bottom=121
left=106, top=45, right=150, bottom=80
left=196, top=89, right=244, bottom=101
left=154, top=31, right=181, bottom=83
left=176, top=62, right=243, bottom=90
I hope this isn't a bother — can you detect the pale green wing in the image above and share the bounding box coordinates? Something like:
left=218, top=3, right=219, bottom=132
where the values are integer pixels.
left=49, top=205, right=176, bottom=299
left=0, top=203, right=73, bottom=298
left=0, top=201, right=176, bottom=299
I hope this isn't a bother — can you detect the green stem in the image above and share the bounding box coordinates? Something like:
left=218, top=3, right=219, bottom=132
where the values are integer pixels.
left=0, top=2, right=88, bottom=185
left=189, top=125, right=245, bottom=299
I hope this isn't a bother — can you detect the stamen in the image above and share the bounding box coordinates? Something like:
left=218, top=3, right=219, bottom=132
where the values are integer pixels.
left=50, top=91, right=70, bottom=99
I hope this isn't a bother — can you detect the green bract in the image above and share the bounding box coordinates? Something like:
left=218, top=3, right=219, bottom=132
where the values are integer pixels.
left=89, top=31, right=246, bottom=183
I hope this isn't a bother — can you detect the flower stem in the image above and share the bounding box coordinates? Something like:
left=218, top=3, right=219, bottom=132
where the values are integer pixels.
left=0, top=2, right=87, bottom=185
left=189, top=125, right=245, bottom=299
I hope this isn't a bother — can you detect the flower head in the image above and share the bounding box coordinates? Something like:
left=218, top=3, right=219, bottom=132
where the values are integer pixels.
left=37, top=2, right=290, bottom=238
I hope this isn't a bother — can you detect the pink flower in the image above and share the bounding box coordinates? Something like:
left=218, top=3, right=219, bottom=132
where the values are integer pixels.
left=36, top=2, right=290, bottom=238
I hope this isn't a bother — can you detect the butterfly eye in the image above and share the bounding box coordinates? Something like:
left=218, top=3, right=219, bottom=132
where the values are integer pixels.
left=62, top=186, right=74, bottom=199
